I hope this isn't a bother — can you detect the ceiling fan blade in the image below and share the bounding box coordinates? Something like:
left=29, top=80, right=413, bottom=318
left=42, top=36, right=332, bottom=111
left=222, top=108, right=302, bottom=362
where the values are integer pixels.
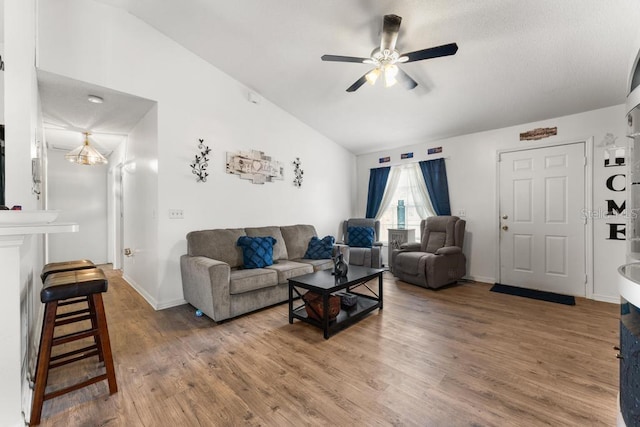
left=403, top=43, right=458, bottom=63
left=380, top=14, right=402, bottom=51
left=346, top=74, right=369, bottom=92
left=397, top=68, right=418, bottom=90
left=321, top=54, right=369, bottom=63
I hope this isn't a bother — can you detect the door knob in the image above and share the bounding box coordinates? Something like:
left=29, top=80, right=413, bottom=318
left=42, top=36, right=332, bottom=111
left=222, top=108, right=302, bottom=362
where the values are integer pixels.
left=502, top=215, right=508, bottom=220
left=502, top=225, right=508, bottom=231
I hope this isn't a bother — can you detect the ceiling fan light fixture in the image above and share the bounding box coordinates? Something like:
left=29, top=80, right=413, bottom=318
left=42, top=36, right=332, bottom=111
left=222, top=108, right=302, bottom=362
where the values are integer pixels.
left=384, top=64, right=399, bottom=87
left=320, top=14, right=458, bottom=92
left=65, top=132, right=108, bottom=165
left=366, top=68, right=381, bottom=85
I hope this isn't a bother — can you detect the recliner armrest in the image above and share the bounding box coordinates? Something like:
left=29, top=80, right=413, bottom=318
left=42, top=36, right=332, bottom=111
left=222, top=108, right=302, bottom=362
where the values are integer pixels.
left=435, top=246, right=462, bottom=256
left=399, top=242, right=421, bottom=251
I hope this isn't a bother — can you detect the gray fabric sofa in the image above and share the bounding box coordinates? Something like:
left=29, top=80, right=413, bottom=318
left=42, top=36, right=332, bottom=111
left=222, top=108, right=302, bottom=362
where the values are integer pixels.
left=180, top=224, right=341, bottom=322
left=391, top=216, right=466, bottom=289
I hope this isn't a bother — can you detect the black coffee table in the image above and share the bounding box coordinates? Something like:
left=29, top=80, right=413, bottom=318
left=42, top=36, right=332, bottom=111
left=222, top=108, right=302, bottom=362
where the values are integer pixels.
left=288, top=265, right=384, bottom=339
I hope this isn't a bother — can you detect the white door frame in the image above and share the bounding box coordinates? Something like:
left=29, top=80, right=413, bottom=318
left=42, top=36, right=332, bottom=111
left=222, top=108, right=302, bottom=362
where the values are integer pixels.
left=495, top=138, right=594, bottom=298
left=108, top=162, right=125, bottom=269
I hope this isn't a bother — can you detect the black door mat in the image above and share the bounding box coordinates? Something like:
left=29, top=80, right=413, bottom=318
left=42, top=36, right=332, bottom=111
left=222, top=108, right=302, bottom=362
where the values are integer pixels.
left=490, top=283, right=576, bottom=306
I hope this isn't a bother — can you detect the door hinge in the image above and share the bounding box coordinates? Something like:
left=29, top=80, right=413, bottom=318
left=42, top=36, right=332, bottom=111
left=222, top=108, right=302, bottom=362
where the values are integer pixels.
left=585, top=274, right=588, bottom=284
left=584, top=157, right=587, bottom=166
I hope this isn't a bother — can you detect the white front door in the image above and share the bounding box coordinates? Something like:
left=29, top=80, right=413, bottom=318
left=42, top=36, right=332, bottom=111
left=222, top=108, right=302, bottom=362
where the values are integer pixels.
left=499, top=143, right=586, bottom=296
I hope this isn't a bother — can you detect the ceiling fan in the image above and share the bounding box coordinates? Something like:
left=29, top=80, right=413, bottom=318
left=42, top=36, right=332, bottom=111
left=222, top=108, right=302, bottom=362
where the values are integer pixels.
left=321, top=14, right=458, bottom=92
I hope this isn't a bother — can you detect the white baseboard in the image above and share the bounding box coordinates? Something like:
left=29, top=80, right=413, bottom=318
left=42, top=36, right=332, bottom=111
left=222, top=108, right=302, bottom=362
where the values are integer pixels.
left=591, top=293, right=620, bottom=304
left=121, top=274, right=186, bottom=310
left=156, top=298, right=188, bottom=310
left=464, top=275, right=496, bottom=284
left=122, top=273, right=158, bottom=309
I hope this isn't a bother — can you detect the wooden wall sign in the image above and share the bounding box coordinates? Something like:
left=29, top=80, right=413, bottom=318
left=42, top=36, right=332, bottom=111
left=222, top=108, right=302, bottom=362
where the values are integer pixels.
left=519, top=127, right=557, bottom=141
left=226, top=150, right=283, bottom=184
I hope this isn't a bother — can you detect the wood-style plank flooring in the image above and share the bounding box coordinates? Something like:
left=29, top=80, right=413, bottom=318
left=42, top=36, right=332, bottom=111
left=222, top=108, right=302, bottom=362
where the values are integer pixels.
left=37, top=269, right=619, bottom=426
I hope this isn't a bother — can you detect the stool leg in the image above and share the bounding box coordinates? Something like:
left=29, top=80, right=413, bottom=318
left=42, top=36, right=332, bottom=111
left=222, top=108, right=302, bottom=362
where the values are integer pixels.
left=92, top=293, right=117, bottom=394
left=30, top=301, right=58, bottom=426
left=87, top=297, right=104, bottom=362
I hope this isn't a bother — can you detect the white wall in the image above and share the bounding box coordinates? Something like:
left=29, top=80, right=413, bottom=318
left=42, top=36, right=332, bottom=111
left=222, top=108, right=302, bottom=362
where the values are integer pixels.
left=4, top=1, right=47, bottom=425
left=46, top=148, right=108, bottom=263
left=37, top=0, right=355, bottom=309
left=120, top=105, right=159, bottom=304
left=357, top=105, right=627, bottom=302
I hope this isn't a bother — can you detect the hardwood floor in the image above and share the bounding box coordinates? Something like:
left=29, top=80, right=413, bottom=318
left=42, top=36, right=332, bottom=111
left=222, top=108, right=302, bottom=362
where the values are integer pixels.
left=37, top=270, right=620, bottom=426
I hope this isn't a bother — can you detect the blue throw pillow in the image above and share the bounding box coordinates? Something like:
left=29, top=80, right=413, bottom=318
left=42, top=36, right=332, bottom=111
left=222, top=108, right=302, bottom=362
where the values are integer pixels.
left=348, top=226, right=374, bottom=248
left=237, top=236, right=276, bottom=269
left=303, top=235, right=335, bottom=259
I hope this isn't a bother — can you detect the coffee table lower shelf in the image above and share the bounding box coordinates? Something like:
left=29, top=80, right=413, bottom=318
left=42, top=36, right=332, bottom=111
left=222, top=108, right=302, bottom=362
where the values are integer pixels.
left=291, top=294, right=379, bottom=337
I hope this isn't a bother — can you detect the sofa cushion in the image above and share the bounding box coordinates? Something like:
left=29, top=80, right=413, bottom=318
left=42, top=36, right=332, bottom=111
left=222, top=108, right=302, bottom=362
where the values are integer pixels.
left=265, top=260, right=313, bottom=284
left=245, top=226, right=288, bottom=260
left=229, top=268, right=278, bottom=294
left=237, top=236, right=276, bottom=269
left=187, top=228, right=246, bottom=268
left=304, top=235, right=335, bottom=259
left=280, top=224, right=318, bottom=260
left=348, top=226, right=374, bottom=248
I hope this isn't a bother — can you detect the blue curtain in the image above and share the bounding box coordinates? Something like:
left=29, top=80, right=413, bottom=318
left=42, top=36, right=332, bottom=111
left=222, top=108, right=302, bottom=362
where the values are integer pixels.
left=365, top=167, right=390, bottom=218
left=419, top=158, right=451, bottom=215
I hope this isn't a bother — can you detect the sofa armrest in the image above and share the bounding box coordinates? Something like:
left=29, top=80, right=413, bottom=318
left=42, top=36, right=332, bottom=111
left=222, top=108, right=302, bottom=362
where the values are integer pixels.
left=180, top=255, right=231, bottom=321
left=373, top=241, right=383, bottom=247
left=435, top=246, right=462, bottom=256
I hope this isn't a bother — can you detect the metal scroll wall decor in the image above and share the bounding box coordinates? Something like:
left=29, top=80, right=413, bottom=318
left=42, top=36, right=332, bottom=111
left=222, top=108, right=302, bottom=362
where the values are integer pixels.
left=293, top=157, right=304, bottom=187
left=190, top=139, right=211, bottom=182
left=226, top=150, right=284, bottom=184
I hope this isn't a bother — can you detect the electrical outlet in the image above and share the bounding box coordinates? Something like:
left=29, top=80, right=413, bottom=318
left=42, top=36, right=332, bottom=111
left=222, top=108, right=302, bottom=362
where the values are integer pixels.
left=168, top=209, right=184, bottom=219
left=457, top=209, right=466, bottom=217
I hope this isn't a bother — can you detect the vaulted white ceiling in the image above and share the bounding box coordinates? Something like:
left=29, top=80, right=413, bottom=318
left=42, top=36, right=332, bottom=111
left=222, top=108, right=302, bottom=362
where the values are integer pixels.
left=90, top=1, right=640, bottom=154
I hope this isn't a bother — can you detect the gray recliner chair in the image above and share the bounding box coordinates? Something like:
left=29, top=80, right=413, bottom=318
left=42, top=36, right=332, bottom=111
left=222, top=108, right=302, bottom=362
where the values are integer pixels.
left=338, top=218, right=383, bottom=269
left=391, top=216, right=466, bottom=289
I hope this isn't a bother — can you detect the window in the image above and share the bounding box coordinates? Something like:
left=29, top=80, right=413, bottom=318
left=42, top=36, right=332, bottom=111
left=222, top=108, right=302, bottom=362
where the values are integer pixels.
left=377, top=164, right=434, bottom=243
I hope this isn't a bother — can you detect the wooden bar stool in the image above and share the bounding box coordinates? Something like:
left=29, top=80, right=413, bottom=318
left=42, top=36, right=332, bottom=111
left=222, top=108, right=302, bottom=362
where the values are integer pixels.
left=30, top=268, right=118, bottom=426
left=40, top=259, right=95, bottom=282
left=40, top=260, right=97, bottom=320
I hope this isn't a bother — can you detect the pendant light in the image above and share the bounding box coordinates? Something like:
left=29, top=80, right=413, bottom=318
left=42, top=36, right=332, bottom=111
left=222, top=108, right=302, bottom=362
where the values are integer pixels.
left=65, top=132, right=108, bottom=165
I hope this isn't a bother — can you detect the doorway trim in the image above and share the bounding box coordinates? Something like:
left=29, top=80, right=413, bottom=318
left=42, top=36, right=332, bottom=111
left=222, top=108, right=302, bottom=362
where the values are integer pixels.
left=495, top=138, right=594, bottom=298
left=108, top=162, right=125, bottom=270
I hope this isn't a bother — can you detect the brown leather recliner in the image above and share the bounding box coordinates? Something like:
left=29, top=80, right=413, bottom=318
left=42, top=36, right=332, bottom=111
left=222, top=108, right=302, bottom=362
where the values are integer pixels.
left=391, top=216, right=466, bottom=289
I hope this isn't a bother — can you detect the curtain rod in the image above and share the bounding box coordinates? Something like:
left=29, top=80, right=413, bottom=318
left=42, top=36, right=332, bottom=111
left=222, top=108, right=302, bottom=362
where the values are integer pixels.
left=374, top=156, right=450, bottom=168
